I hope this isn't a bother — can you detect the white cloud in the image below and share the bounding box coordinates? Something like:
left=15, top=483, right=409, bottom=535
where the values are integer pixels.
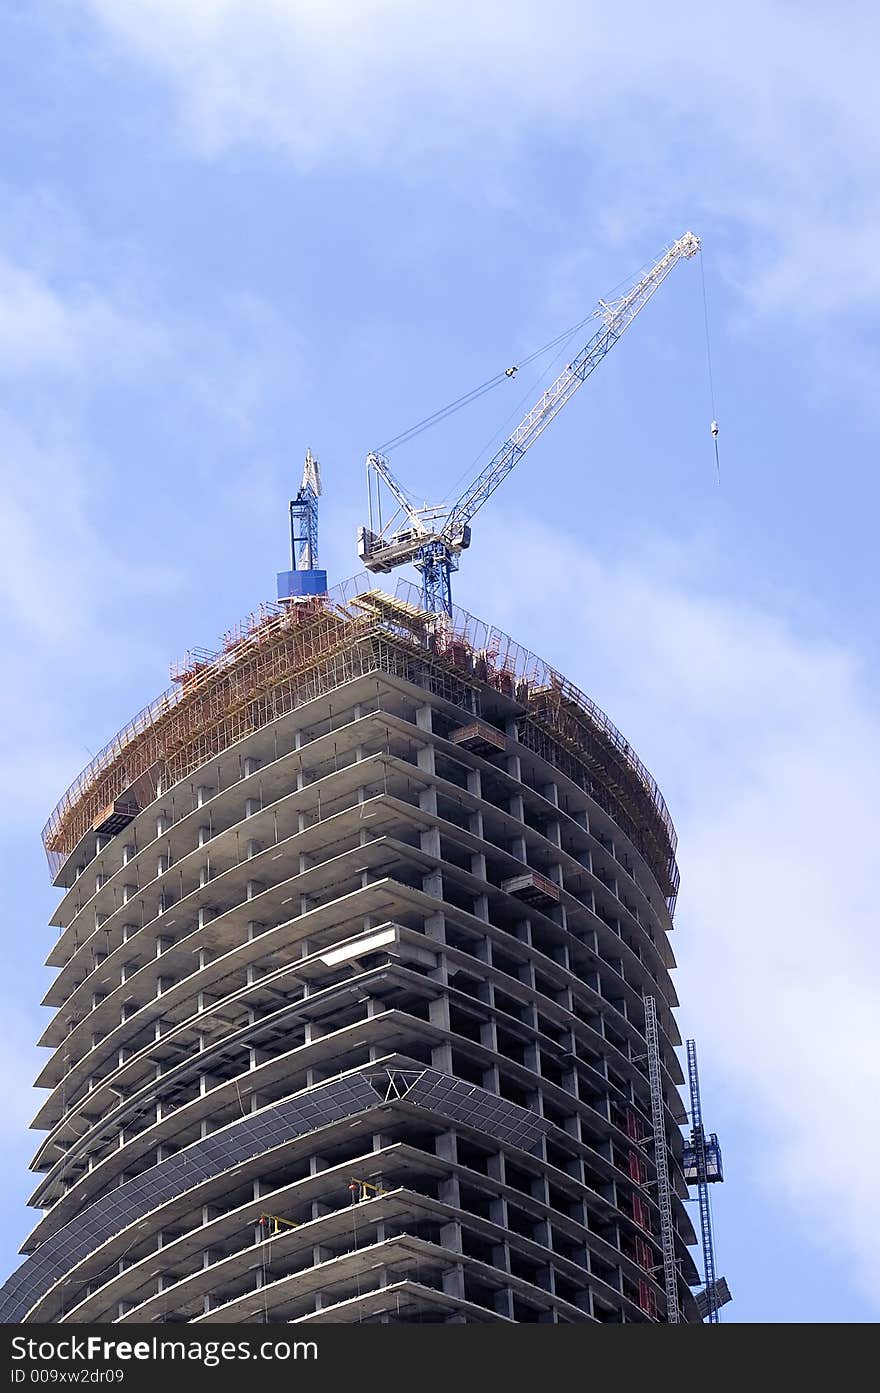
left=464, top=515, right=880, bottom=1306
left=0, top=258, right=96, bottom=373
left=0, top=195, right=307, bottom=825
left=76, top=1, right=880, bottom=324
left=0, top=189, right=305, bottom=631
left=0, top=251, right=304, bottom=425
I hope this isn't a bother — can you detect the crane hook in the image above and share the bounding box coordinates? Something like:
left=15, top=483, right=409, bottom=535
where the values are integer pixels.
left=710, top=420, right=719, bottom=439
left=505, top=366, right=518, bottom=378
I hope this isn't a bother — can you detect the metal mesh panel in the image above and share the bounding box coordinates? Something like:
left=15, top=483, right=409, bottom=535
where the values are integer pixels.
left=0, top=1069, right=550, bottom=1324
left=0, top=1074, right=380, bottom=1325
left=401, top=1070, right=549, bottom=1153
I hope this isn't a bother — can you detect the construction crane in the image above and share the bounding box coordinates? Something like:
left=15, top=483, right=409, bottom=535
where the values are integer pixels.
left=276, top=447, right=328, bottom=602
left=357, top=231, right=701, bottom=615
left=683, top=1038, right=728, bottom=1322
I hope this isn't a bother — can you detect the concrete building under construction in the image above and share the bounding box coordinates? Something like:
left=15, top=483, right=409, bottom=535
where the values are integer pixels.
left=0, top=577, right=702, bottom=1324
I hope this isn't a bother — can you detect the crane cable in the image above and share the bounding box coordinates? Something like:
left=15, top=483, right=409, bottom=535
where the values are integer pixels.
left=375, top=246, right=669, bottom=459
left=439, top=318, right=588, bottom=508
left=700, top=252, right=720, bottom=481
left=375, top=309, right=600, bottom=454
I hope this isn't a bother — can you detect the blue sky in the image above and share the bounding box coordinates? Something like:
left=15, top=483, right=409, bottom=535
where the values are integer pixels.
left=1, top=1, right=878, bottom=1323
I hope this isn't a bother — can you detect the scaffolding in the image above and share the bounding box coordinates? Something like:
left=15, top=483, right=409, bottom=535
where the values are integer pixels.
left=42, top=576, right=680, bottom=904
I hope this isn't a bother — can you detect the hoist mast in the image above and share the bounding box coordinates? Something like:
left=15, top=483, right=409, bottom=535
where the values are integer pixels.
left=683, top=1038, right=727, bottom=1322
left=358, top=231, right=701, bottom=614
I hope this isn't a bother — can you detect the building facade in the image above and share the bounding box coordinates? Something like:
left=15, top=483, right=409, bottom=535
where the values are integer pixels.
left=0, top=582, right=698, bottom=1324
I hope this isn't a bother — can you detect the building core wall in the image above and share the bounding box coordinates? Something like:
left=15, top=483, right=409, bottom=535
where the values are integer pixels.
left=1, top=587, right=698, bottom=1324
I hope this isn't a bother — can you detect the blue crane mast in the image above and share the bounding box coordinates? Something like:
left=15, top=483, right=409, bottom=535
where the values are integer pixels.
left=277, top=447, right=328, bottom=602
left=358, top=230, right=701, bottom=614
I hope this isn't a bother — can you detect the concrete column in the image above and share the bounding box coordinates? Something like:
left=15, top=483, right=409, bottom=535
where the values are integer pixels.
left=473, top=892, right=489, bottom=921
left=428, top=997, right=453, bottom=1069
left=441, top=1263, right=466, bottom=1300
left=420, top=824, right=441, bottom=859
left=419, top=817, right=443, bottom=900
left=494, top=1287, right=515, bottom=1319
left=440, top=1218, right=463, bottom=1253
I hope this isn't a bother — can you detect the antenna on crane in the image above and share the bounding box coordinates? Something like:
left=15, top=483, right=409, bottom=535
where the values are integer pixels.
left=277, top=447, right=328, bottom=602
left=357, top=230, right=701, bottom=615
left=683, top=1038, right=731, bottom=1321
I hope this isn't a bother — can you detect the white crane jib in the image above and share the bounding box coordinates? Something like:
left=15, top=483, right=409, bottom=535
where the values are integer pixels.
left=357, top=231, right=700, bottom=614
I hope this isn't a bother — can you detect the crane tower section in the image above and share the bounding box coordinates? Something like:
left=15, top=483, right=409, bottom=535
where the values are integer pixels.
left=277, top=447, right=328, bottom=602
